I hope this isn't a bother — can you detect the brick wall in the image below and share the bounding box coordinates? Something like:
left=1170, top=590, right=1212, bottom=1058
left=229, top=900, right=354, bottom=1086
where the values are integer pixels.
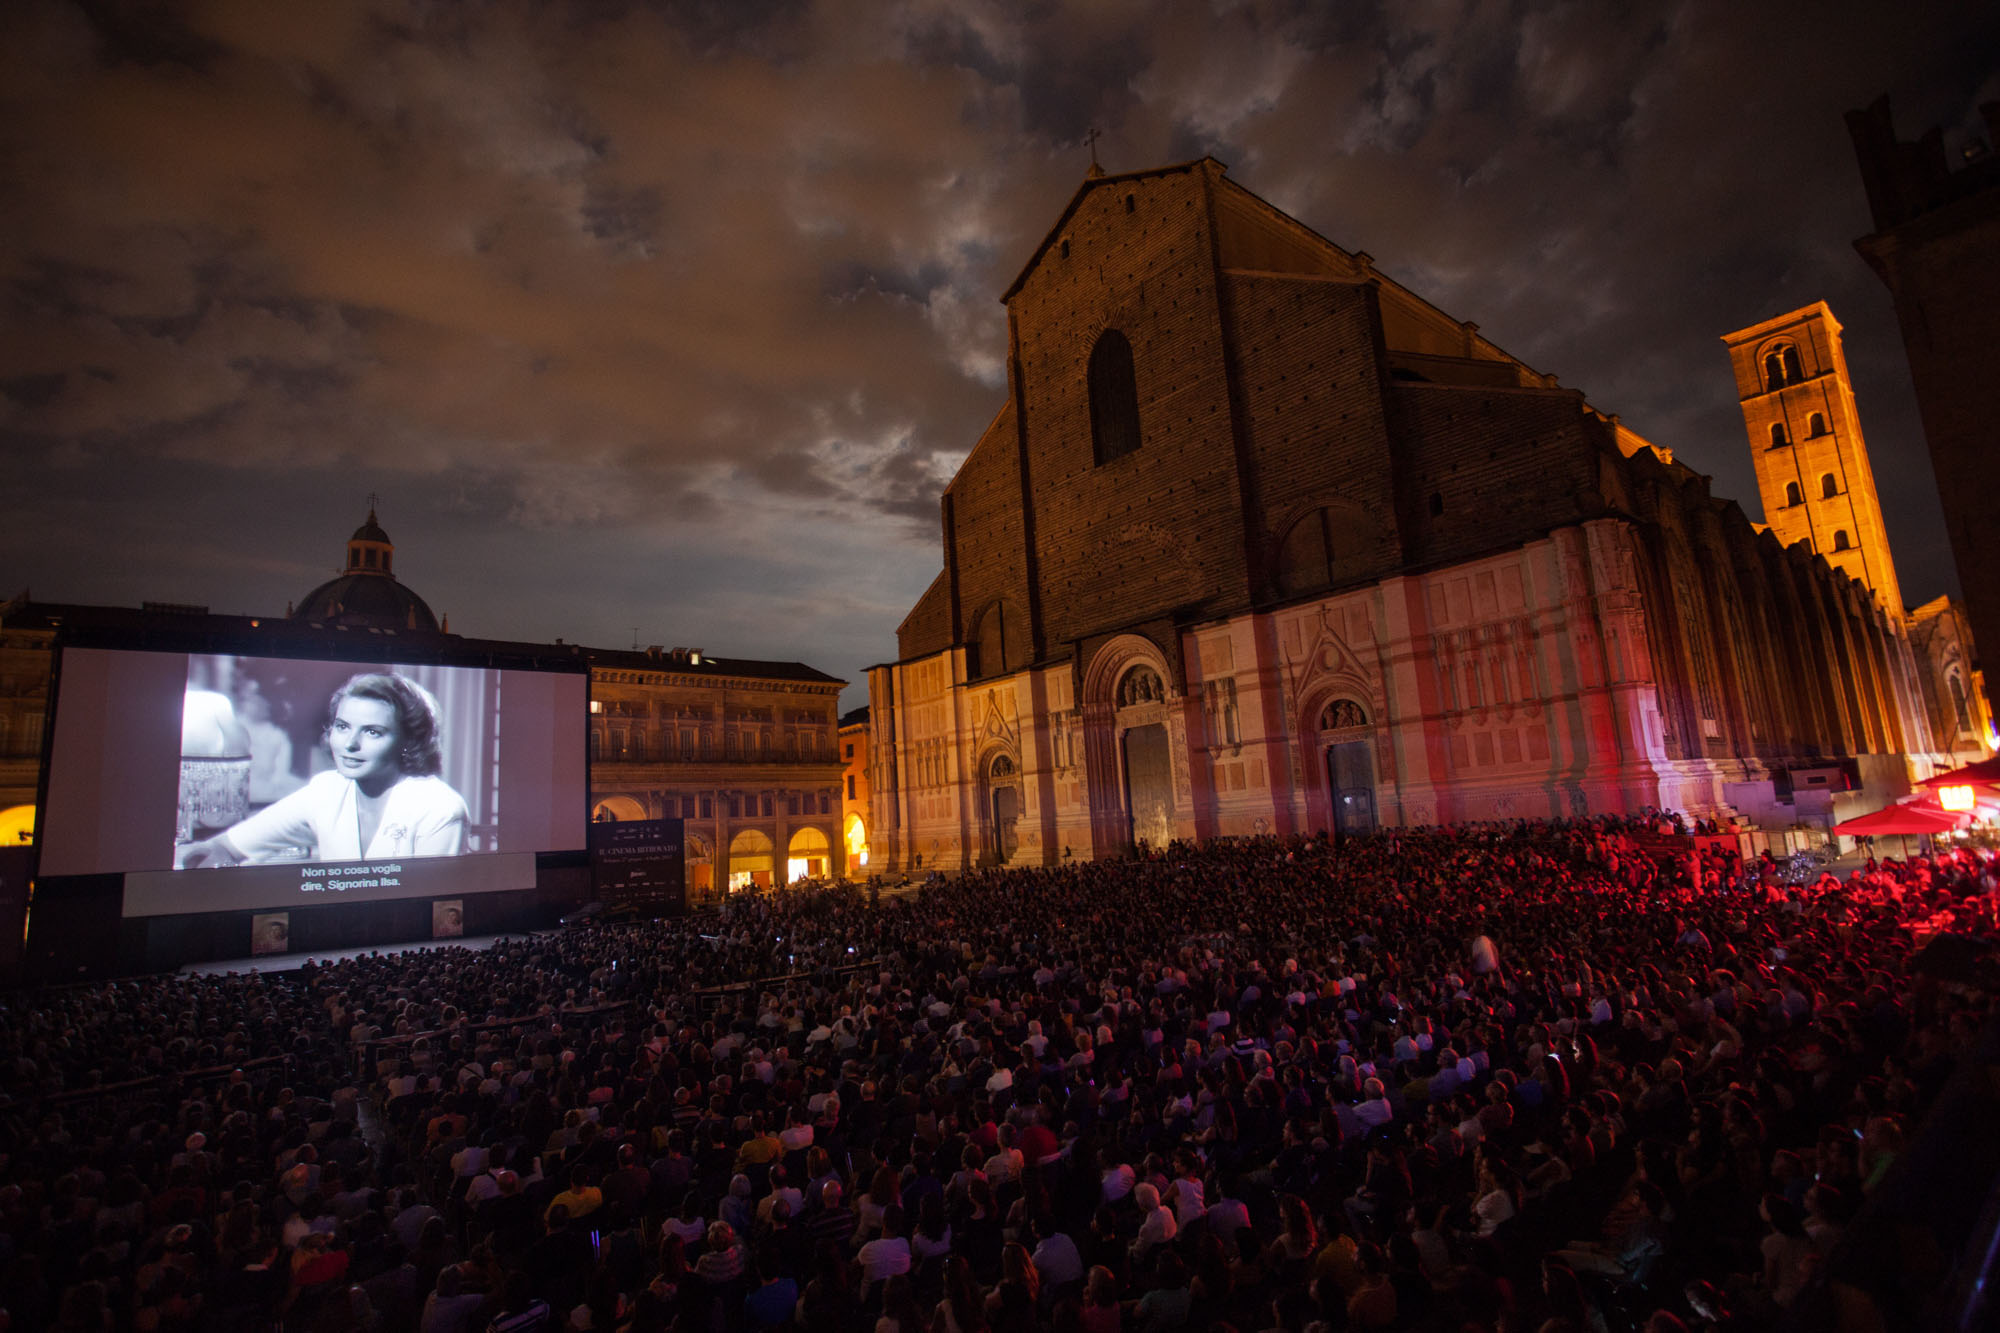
left=944, top=403, right=1032, bottom=675
left=1217, top=274, right=1403, bottom=598
left=896, top=570, right=952, bottom=660
left=1005, top=163, right=1251, bottom=659
left=1386, top=383, right=1604, bottom=569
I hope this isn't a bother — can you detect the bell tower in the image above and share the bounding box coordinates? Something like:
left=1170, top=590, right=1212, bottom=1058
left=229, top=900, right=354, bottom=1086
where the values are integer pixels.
left=1723, top=302, right=1903, bottom=616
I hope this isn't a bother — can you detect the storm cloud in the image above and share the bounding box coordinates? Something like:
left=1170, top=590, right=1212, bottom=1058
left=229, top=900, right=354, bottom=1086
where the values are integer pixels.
left=2, top=0, right=1994, bottom=702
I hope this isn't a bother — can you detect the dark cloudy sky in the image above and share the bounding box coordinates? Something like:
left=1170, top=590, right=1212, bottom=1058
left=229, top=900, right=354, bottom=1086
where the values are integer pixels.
left=4, top=1, right=1995, bottom=706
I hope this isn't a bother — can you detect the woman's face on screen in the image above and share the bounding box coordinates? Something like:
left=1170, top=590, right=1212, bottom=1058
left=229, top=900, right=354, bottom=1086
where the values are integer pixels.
left=330, top=695, right=401, bottom=784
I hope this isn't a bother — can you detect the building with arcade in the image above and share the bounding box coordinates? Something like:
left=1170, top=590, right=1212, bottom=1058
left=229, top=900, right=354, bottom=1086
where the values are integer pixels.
left=1, top=510, right=848, bottom=977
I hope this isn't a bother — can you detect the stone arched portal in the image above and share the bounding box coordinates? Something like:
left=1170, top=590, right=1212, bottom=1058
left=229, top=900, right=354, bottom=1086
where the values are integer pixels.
left=1079, top=634, right=1186, bottom=855
left=983, top=752, right=1021, bottom=864
left=1316, top=697, right=1378, bottom=837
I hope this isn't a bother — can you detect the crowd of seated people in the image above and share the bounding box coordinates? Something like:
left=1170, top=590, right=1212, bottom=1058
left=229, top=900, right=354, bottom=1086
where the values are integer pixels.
left=0, top=816, right=1995, bottom=1333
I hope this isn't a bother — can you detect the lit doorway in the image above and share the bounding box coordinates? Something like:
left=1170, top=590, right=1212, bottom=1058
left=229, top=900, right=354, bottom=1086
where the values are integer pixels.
left=986, top=753, right=1020, bottom=864
left=1325, top=740, right=1376, bottom=836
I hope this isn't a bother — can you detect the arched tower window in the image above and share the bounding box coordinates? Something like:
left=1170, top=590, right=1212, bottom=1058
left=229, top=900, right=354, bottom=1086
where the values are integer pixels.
left=1785, top=481, right=1804, bottom=507
left=1821, top=473, right=1839, bottom=498
left=1808, top=411, right=1828, bottom=437
left=1833, top=530, right=1852, bottom=551
left=1088, top=330, right=1142, bottom=465
left=1769, top=421, right=1789, bottom=448
left=1764, top=344, right=1804, bottom=390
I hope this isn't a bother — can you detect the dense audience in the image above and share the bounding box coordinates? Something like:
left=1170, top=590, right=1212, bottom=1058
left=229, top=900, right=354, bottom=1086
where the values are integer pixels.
left=0, top=815, right=1995, bottom=1333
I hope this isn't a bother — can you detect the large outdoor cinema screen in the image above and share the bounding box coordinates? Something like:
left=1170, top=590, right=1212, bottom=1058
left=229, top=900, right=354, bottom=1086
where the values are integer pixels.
left=40, top=648, right=588, bottom=917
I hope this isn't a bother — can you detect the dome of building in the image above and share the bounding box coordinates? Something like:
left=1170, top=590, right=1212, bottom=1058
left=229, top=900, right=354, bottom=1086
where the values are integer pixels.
left=291, top=507, right=442, bottom=632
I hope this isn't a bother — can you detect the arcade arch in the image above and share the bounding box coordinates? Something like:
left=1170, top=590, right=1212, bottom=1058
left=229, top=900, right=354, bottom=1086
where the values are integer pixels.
left=843, top=813, right=869, bottom=874
left=787, top=827, right=831, bottom=883
left=728, top=828, right=774, bottom=890
left=590, top=795, right=648, bottom=823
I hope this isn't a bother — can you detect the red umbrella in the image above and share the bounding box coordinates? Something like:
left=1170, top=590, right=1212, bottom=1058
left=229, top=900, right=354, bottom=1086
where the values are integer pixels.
left=1834, top=798, right=1971, bottom=836
left=1918, top=755, right=2000, bottom=789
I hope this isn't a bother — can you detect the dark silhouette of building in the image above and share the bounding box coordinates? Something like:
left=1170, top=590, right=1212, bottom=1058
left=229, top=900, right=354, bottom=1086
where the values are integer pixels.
left=1848, top=95, right=2000, bottom=715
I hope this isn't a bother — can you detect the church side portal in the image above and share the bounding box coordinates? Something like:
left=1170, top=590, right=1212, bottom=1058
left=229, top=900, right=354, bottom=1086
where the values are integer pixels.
left=984, top=752, right=1021, bottom=864
left=1318, top=699, right=1378, bottom=837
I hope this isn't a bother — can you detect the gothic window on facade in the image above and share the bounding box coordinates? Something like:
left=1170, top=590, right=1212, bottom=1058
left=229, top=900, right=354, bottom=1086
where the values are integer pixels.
left=1785, top=481, right=1804, bottom=507
left=1821, top=473, right=1839, bottom=498
left=1088, top=330, right=1142, bottom=464
left=1320, top=698, right=1368, bottom=730
left=1833, top=530, right=1852, bottom=551
left=1808, top=411, right=1828, bottom=437
left=1117, top=664, right=1165, bottom=708
left=1769, top=421, right=1789, bottom=448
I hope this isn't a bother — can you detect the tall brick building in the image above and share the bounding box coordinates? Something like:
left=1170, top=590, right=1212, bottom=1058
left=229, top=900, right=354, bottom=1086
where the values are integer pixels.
left=1723, top=303, right=1902, bottom=617
left=1724, top=301, right=1990, bottom=769
left=866, top=158, right=1954, bottom=871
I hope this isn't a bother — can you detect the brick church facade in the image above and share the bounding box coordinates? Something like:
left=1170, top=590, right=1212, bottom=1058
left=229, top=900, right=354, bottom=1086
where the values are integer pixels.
left=865, top=159, right=1957, bottom=872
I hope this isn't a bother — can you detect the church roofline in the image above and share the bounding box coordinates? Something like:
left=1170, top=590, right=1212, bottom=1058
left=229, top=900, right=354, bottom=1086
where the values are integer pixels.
left=894, top=569, right=950, bottom=639
left=1212, top=176, right=1552, bottom=388
left=999, top=157, right=1218, bottom=303
left=583, top=645, right=846, bottom=687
